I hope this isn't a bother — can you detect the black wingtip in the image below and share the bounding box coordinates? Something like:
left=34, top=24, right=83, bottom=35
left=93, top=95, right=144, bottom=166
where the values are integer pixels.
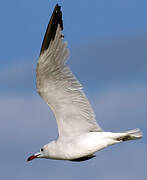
left=40, top=4, right=63, bottom=56
left=53, top=4, right=63, bottom=30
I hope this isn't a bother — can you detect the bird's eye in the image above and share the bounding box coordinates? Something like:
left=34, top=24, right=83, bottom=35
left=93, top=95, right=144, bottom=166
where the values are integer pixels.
left=41, top=148, right=44, bottom=152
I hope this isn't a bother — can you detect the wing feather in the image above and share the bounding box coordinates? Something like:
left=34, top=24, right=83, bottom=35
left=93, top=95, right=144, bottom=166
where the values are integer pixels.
left=36, top=4, right=102, bottom=137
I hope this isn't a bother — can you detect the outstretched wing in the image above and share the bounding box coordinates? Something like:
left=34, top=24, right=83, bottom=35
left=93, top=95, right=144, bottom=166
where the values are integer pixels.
left=36, top=4, right=103, bottom=137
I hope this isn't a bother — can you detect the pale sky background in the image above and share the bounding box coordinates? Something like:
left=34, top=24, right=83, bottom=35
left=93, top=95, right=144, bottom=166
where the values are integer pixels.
left=0, top=0, right=147, bottom=179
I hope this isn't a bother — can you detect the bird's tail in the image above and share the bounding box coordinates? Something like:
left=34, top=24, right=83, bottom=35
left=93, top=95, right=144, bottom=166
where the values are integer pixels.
left=116, top=128, right=143, bottom=142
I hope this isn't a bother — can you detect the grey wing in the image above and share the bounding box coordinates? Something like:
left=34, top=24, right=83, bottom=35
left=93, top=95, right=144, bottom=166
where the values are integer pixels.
left=36, top=4, right=103, bottom=137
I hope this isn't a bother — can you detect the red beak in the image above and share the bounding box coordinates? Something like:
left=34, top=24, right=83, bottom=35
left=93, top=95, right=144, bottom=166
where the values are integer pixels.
left=27, top=154, right=40, bottom=162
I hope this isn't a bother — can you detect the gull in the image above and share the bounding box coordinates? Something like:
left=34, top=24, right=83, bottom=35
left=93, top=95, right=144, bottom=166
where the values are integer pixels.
left=27, top=4, right=142, bottom=162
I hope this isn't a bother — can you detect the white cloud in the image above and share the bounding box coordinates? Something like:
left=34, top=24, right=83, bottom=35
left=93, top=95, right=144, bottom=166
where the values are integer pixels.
left=0, top=95, right=58, bottom=143
left=91, top=85, right=147, bottom=132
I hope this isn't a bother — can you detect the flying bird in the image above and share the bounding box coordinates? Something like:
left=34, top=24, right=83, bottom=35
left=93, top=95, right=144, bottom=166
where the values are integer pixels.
left=27, top=4, right=142, bottom=162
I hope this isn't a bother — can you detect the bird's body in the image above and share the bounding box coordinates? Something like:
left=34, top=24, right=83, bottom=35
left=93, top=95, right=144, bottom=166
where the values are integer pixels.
left=39, top=132, right=112, bottom=160
left=33, top=130, right=141, bottom=161
left=27, top=4, right=142, bottom=162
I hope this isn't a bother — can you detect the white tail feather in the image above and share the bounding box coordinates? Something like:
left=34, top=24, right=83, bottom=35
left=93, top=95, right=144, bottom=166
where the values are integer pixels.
left=115, top=128, right=143, bottom=142
left=124, top=128, right=143, bottom=140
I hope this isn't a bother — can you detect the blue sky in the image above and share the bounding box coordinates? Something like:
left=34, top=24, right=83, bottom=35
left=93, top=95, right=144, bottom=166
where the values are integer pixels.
left=0, top=0, right=147, bottom=179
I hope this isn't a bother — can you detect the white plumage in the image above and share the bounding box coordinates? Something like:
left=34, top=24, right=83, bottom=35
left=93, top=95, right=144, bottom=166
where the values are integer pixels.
left=37, top=25, right=102, bottom=137
left=27, top=4, right=142, bottom=162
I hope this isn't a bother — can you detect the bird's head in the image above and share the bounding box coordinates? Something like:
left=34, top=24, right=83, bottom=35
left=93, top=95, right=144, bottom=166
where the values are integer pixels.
left=27, top=146, right=47, bottom=162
